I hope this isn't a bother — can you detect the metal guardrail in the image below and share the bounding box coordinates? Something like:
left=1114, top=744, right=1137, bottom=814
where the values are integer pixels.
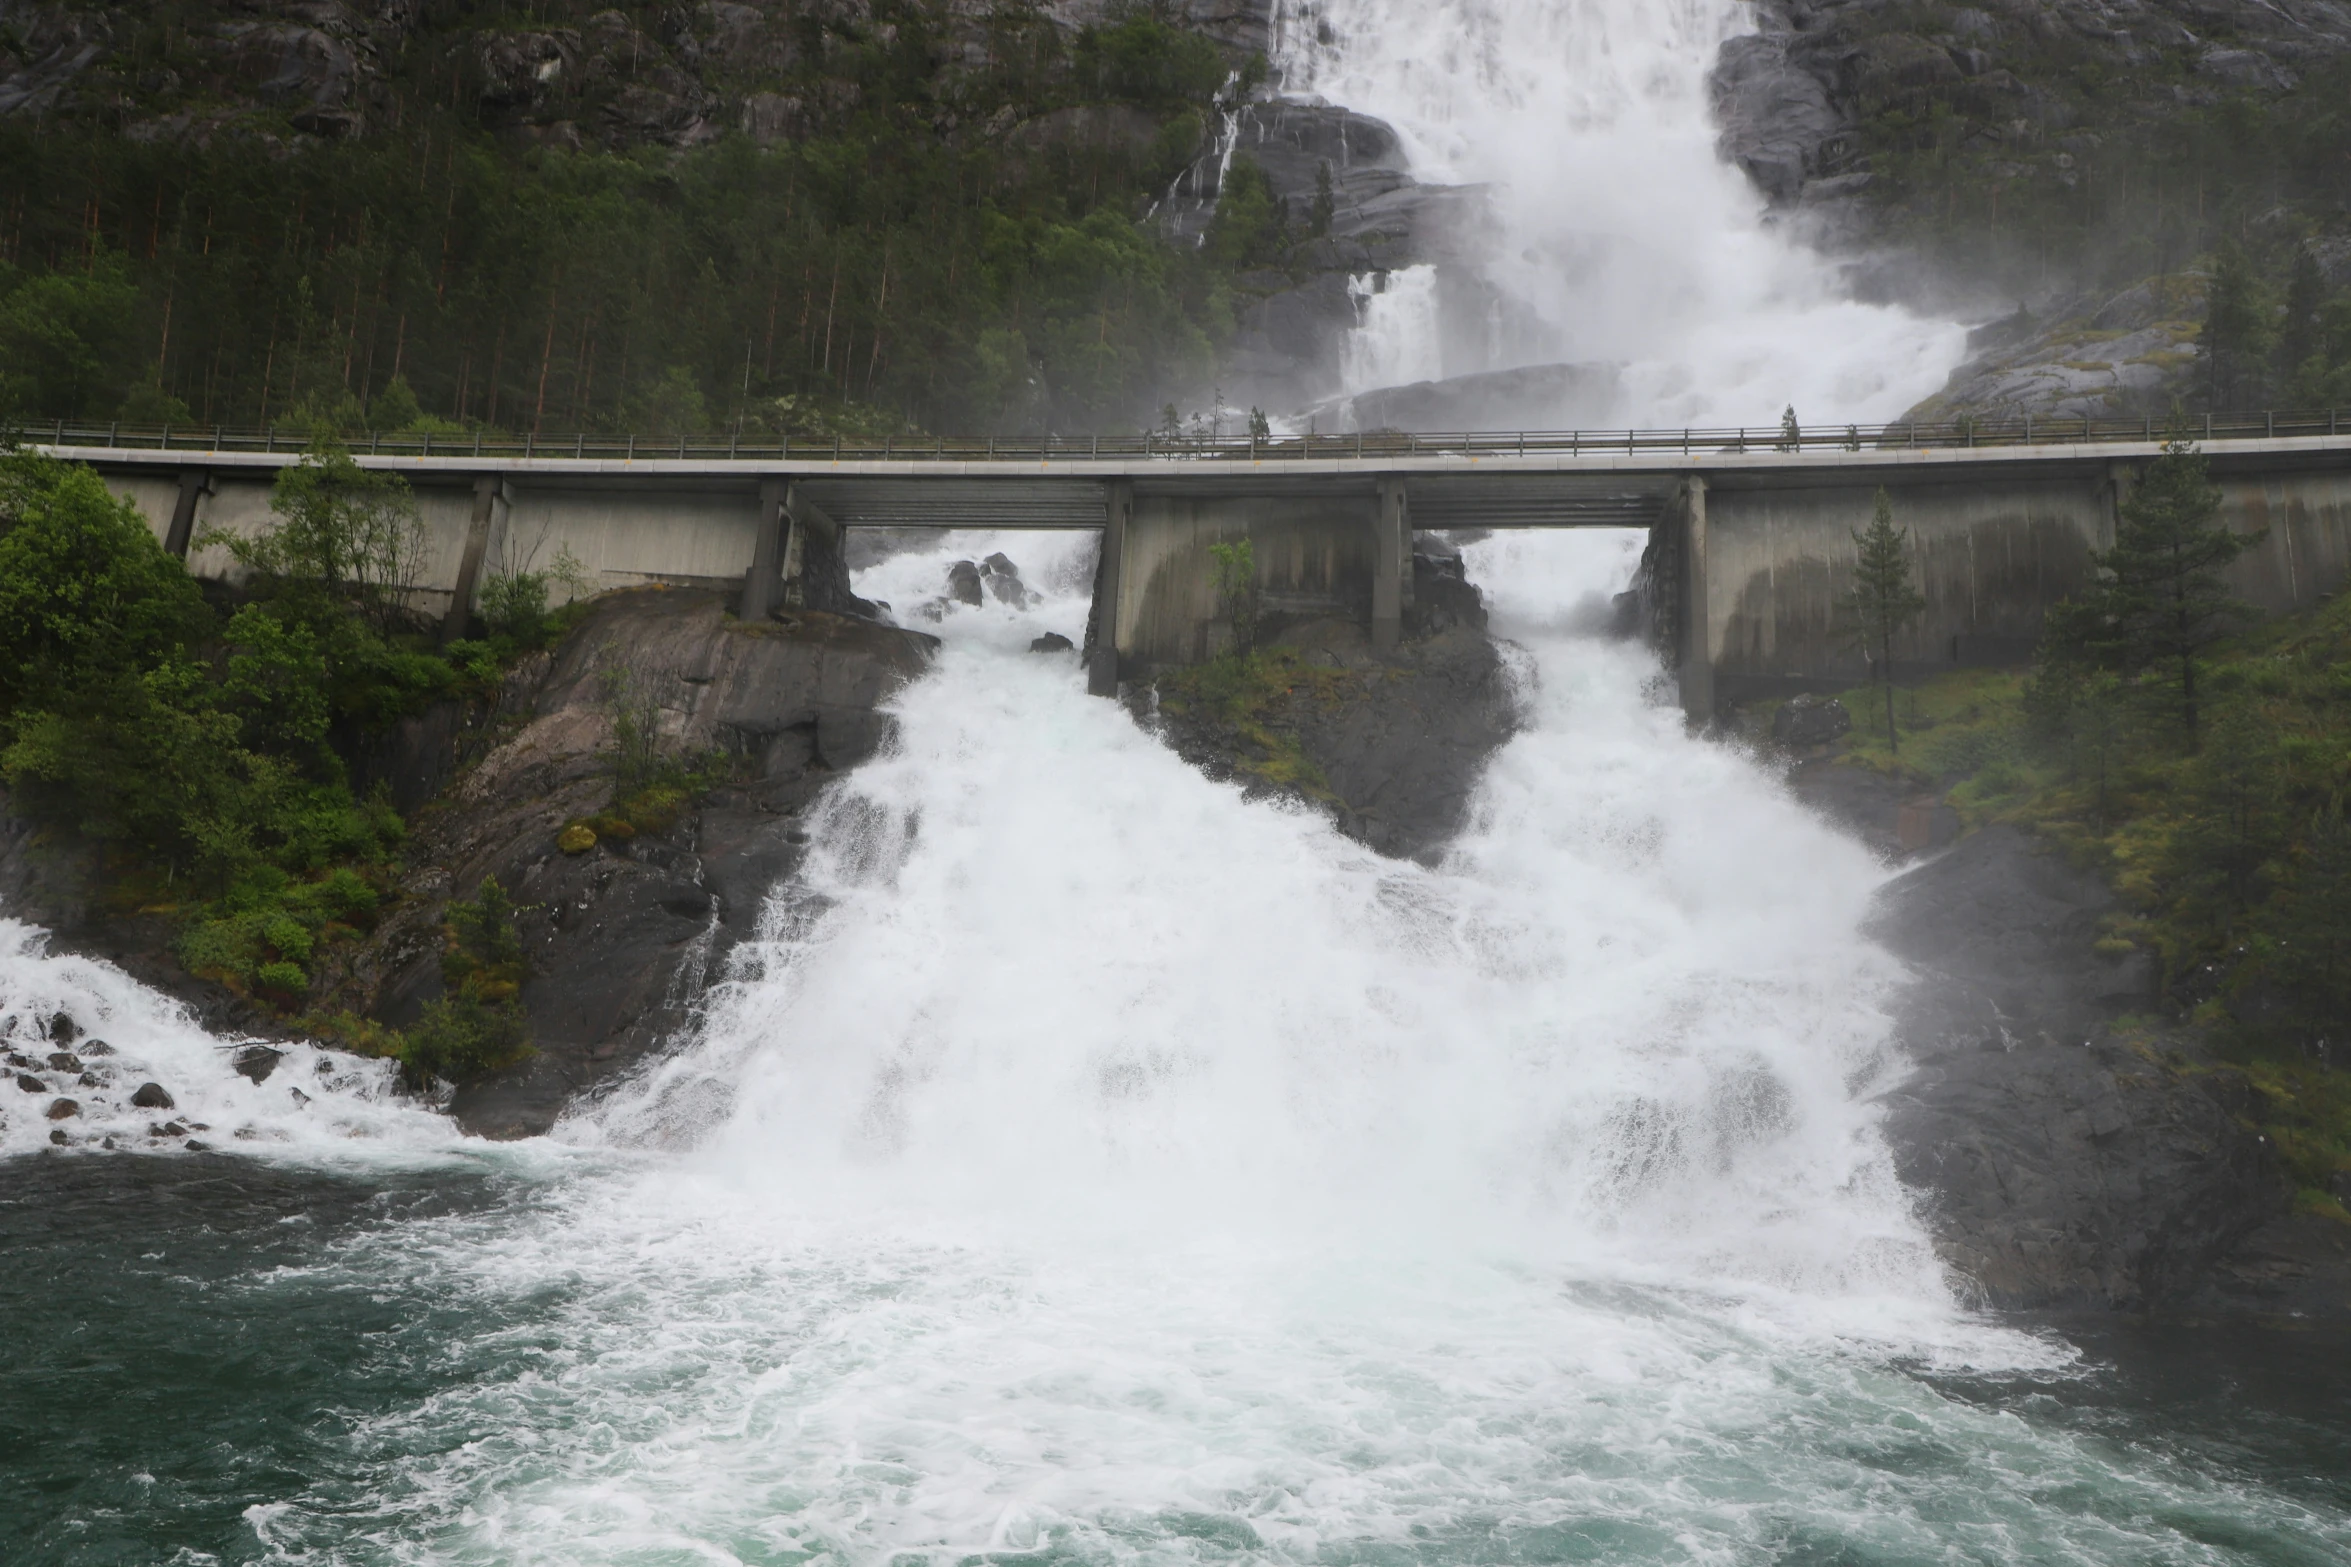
left=11, top=410, right=2349, bottom=464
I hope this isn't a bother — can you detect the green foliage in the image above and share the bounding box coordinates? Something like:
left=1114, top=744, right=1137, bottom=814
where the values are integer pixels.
left=1309, top=161, right=1335, bottom=239
left=2202, top=242, right=2276, bottom=409
left=219, top=606, right=336, bottom=776
left=2271, top=812, right=2351, bottom=1022
left=0, top=451, right=211, bottom=714
left=1208, top=537, right=1258, bottom=653
left=1816, top=591, right=2351, bottom=1187
left=2045, top=439, right=2257, bottom=744
left=1156, top=646, right=1343, bottom=801
left=1207, top=157, right=1285, bottom=270
left=1832, top=577, right=2351, bottom=1040
left=1841, top=488, right=1927, bottom=753
left=366, top=374, right=424, bottom=433
left=178, top=862, right=388, bottom=999
left=0, top=0, right=1254, bottom=439
left=0, top=253, right=141, bottom=420
left=601, top=664, right=667, bottom=799
left=397, top=878, right=531, bottom=1086
left=211, top=439, right=428, bottom=635
left=1074, top=8, right=1228, bottom=107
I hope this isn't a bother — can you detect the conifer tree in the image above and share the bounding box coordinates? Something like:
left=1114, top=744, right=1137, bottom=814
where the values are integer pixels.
left=2057, top=438, right=2259, bottom=747
left=2203, top=242, right=2276, bottom=409
left=1843, top=487, right=1926, bottom=753
left=2277, top=249, right=2329, bottom=389
left=1310, top=161, right=1335, bottom=238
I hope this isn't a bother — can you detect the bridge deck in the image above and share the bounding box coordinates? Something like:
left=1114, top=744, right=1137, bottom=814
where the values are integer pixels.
left=32, top=423, right=2351, bottom=531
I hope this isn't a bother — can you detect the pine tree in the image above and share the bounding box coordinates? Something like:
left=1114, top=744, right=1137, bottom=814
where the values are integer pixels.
left=1779, top=405, right=1801, bottom=452
left=2277, top=249, right=2328, bottom=391
left=1309, top=160, right=1335, bottom=238
left=2203, top=242, right=2276, bottom=409
left=2057, top=438, right=2259, bottom=747
left=1842, top=487, right=1927, bottom=753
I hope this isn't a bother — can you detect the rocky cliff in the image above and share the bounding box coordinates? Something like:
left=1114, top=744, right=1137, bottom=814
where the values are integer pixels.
left=1791, top=759, right=2347, bottom=1316
left=1713, top=0, right=2351, bottom=420
left=368, top=589, right=936, bottom=1137
left=1135, top=535, right=1517, bottom=863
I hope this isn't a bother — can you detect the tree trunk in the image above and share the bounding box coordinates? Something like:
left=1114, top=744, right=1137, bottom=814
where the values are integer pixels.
left=1881, top=628, right=1899, bottom=755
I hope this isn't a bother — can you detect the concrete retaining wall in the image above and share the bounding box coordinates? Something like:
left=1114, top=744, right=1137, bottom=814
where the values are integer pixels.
left=1698, top=463, right=2351, bottom=705
left=1113, top=491, right=1379, bottom=671
left=98, top=469, right=765, bottom=617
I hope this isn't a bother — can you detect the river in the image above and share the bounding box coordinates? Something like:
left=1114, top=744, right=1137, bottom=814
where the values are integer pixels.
left=6, top=529, right=2350, bottom=1563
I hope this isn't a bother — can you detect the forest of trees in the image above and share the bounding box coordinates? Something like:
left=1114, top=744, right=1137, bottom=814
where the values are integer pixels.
left=0, top=0, right=1257, bottom=438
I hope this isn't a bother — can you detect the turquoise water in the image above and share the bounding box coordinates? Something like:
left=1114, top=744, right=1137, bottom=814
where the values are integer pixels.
left=6, top=1157, right=2350, bottom=1566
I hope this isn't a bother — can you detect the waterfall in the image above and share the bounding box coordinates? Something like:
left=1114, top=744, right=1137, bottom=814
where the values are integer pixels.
left=1342, top=266, right=1448, bottom=394
left=12, top=535, right=2347, bottom=1563
left=1290, top=0, right=1968, bottom=423
left=582, top=532, right=1940, bottom=1307
left=15, top=3, right=2351, bottom=1555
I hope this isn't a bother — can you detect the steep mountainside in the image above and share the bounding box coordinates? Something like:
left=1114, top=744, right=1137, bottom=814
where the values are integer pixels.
left=1716, top=0, right=2351, bottom=419
left=0, top=0, right=1269, bottom=435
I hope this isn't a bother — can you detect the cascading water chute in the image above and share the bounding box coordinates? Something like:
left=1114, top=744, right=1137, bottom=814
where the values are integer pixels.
left=1280, top=0, right=1968, bottom=424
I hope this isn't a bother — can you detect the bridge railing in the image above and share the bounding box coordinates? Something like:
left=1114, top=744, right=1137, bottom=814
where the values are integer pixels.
left=10, top=409, right=2347, bottom=464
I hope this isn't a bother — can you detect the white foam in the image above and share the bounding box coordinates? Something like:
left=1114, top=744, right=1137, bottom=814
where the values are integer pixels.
left=0, top=918, right=504, bottom=1168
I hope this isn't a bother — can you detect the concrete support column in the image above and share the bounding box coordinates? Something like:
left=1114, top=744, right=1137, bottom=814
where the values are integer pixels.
left=1677, top=477, right=1713, bottom=725
left=780, top=481, right=841, bottom=610
left=1372, top=476, right=1408, bottom=651
left=2103, top=459, right=2137, bottom=551
left=739, top=479, right=788, bottom=621
left=1087, top=479, right=1133, bottom=697
left=163, top=468, right=212, bottom=558
left=440, top=474, right=505, bottom=645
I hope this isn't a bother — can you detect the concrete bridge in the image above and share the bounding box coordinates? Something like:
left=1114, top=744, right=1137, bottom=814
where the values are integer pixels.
left=29, top=413, right=2351, bottom=720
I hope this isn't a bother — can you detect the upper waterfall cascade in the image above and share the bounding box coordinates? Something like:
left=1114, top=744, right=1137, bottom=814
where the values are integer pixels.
left=1284, top=0, right=1968, bottom=423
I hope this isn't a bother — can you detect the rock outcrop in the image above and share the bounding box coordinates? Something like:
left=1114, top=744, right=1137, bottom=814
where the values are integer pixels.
left=1135, top=538, right=1516, bottom=862
left=1902, top=277, right=2205, bottom=423
left=1862, top=821, right=2344, bottom=1315
left=352, top=588, right=935, bottom=1138
left=3, top=586, right=937, bottom=1139
left=1711, top=0, right=2351, bottom=420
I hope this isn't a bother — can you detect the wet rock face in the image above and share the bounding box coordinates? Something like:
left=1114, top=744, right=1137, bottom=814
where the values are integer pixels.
left=0, top=0, right=424, bottom=137
left=352, top=589, right=936, bottom=1140
left=1866, top=824, right=2308, bottom=1312
left=1137, top=544, right=1516, bottom=864
left=1771, top=693, right=1852, bottom=748
left=1903, top=278, right=2204, bottom=423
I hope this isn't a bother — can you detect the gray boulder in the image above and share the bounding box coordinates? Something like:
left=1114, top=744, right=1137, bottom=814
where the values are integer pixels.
left=1771, top=694, right=1853, bottom=747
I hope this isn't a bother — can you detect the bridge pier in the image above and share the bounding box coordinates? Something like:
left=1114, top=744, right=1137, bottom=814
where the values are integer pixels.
left=1086, top=480, right=1132, bottom=696
left=1675, top=478, right=1712, bottom=725
left=738, top=480, right=789, bottom=621
left=162, top=468, right=213, bottom=558
left=440, top=474, right=508, bottom=644
left=1373, top=477, right=1409, bottom=651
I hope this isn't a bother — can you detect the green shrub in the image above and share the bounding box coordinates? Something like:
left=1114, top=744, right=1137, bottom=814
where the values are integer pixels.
left=479, top=570, right=550, bottom=641
left=398, top=878, right=532, bottom=1085
left=253, top=960, right=309, bottom=999
left=400, top=993, right=530, bottom=1084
